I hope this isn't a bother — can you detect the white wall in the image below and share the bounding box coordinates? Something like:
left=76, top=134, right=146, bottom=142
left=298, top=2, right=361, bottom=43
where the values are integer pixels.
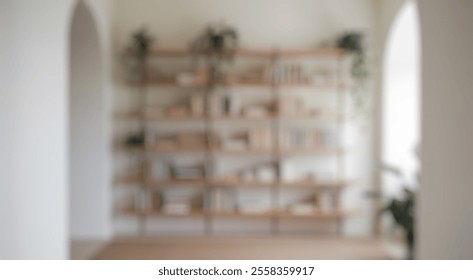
left=0, top=0, right=73, bottom=259
left=0, top=0, right=111, bottom=259
left=417, top=0, right=473, bottom=259
left=69, top=0, right=112, bottom=241
left=382, top=1, right=420, bottom=201
left=112, top=0, right=374, bottom=49
left=370, top=0, right=406, bottom=235
left=112, top=0, right=376, bottom=236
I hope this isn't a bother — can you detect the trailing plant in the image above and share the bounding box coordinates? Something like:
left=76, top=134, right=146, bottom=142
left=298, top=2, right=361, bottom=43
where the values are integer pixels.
left=336, top=32, right=370, bottom=117
left=191, top=22, right=239, bottom=89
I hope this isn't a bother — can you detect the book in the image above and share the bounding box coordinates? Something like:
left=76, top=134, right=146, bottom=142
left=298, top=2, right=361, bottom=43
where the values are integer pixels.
left=208, top=95, right=222, bottom=116
left=290, top=203, right=317, bottom=215
left=190, top=94, right=205, bottom=116
left=162, top=202, right=191, bottom=215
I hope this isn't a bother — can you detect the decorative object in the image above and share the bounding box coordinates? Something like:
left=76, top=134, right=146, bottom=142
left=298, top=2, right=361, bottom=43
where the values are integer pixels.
left=191, top=22, right=239, bottom=88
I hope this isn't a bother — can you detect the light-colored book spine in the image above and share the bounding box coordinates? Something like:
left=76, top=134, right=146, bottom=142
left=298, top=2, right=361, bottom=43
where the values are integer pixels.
left=190, top=94, right=204, bottom=116
left=208, top=95, right=222, bottom=116
left=320, top=191, right=334, bottom=213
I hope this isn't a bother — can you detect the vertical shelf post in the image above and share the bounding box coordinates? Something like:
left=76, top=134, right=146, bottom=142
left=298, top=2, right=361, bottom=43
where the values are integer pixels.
left=270, top=48, right=280, bottom=235
left=334, top=54, right=345, bottom=235
left=137, top=54, right=148, bottom=236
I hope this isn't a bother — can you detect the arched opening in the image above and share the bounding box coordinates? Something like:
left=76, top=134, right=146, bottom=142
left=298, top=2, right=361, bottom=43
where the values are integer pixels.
left=381, top=0, right=420, bottom=257
left=69, top=0, right=108, bottom=256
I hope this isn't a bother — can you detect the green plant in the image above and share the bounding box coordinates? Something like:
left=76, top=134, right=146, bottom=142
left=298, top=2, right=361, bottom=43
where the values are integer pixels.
left=336, top=32, right=370, bottom=117
left=131, top=28, right=154, bottom=60
left=124, top=28, right=154, bottom=82
left=191, top=22, right=239, bottom=88
left=125, top=131, right=145, bottom=147
left=379, top=166, right=416, bottom=260
left=369, top=148, right=419, bottom=259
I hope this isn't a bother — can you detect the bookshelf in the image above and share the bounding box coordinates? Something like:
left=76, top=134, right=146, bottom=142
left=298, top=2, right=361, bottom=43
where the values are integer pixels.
left=116, top=47, right=354, bottom=235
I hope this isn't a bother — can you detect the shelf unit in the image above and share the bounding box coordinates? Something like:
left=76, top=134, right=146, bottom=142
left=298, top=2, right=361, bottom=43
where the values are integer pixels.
left=116, top=47, right=353, bottom=235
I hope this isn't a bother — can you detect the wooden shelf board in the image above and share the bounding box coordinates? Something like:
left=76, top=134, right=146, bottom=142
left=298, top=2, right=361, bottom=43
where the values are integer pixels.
left=276, top=48, right=346, bottom=57
left=217, top=148, right=342, bottom=156
left=115, top=146, right=343, bottom=156
left=115, top=113, right=344, bottom=122
left=148, top=147, right=208, bottom=154
left=127, top=80, right=205, bottom=88
left=276, top=210, right=354, bottom=219
left=122, top=209, right=354, bottom=219
left=145, top=179, right=209, bottom=188
left=115, top=177, right=352, bottom=189
left=209, top=179, right=352, bottom=189
left=211, top=211, right=275, bottom=218
left=127, top=209, right=207, bottom=218
left=144, top=48, right=346, bottom=58
left=211, top=210, right=354, bottom=219
left=147, top=210, right=207, bottom=218
left=129, top=80, right=351, bottom=89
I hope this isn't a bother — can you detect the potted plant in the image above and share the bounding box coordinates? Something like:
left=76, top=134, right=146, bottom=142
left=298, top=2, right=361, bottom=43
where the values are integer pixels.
left=124, top=27, right=154, bottom=82
left=368, top=147, right=419, bottom=259
left=190, top=22, right=239, bottom=88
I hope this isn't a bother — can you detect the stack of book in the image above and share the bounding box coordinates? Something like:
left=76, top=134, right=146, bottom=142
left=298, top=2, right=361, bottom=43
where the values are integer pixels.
left=279, top=128, right=321, bottom=150
left=248, top=128, right=273, bottom=150
left=208, top=94, right=242, bottom=117
left=205, top=188, right=236, bottom=213
left=290, top=202, right=318, bottom=215
left=169, top=163, right=206, bottom=180
left=275, top=97, right=306, bottom=116
left=162, top=201, right=192, bottom=215
left=190, top=94, right=205, bottom=116
left=264, top=63, right=334, bottom=85
left=265, top=63, right=307, bottom=84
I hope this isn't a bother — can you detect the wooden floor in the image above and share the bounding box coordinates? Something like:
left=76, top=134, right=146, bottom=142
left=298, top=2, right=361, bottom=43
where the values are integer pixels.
left=93, top=236, right=390, bottom=260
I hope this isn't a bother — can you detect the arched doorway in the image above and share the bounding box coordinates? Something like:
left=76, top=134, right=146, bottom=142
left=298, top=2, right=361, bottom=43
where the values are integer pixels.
left=381, top=0, right=420, bottom=257
left=69, top=0, right=108, bottom=252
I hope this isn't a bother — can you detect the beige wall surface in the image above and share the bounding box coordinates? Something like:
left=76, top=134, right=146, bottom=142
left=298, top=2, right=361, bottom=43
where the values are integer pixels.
left=417, top=0, right=473, bottom=259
